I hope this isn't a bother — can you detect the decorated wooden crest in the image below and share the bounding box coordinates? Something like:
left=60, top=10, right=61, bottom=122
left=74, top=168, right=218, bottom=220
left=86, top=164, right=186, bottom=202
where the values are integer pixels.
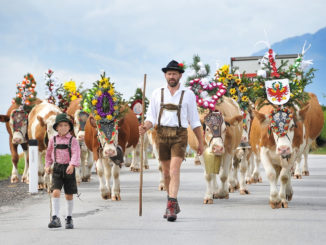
left=204, top=111, right=224, bottom=139
left=265, top=79, right=290, bottom=105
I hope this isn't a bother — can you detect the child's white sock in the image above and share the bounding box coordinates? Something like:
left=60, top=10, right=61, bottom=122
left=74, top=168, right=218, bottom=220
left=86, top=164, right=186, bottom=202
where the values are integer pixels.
left=52, top=197, right=60, bottom=217
left=67, top=199, right=74, bottom=217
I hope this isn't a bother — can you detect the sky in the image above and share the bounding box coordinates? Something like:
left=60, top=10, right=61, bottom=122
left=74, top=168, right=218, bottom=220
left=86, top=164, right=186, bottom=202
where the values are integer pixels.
left=0, top=0, right=325, bottom=154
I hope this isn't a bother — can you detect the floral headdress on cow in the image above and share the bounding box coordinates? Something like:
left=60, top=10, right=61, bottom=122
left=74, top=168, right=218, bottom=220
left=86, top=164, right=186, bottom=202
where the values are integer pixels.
left=215, top=65, right=251, bottom=111
left=185, top=55, right=226, bottom=112
left=251, top=41, right=314, bottom=110
left=55, top=80, right=82, bottom=112
left=128, top=88, right=149, bottom=122
left=83, top=72, right=124, bottom=144
left=12, top=73, right=37, bottom=112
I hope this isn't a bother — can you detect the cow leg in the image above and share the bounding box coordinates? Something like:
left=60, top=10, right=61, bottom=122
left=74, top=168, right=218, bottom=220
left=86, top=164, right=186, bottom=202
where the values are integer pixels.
left=194, top=154, right=201, bottom=165
left=111, top=164, right=121, bottom=201
left=302, top=146, right=310, bottom=176
left=85, top=150, right=93, bottom=181
left=131, top=146, right=140, bottom=172
left=251, top=155, right=262, bottom=183
left=79, top=149, right=87, bottom=182
left=229, top=151, right=241, bottom=192
left=246, top=153, right=253, bottom=184
left=21, top=150, right=29, bottom=183
left=124, top=147, right=132, bottom=167
left=260, top=149, right=281, bottom=208
left=158, top=163, right=166, bottom=191
left=38, top=151, right=45, bottom=190
left=217, top=154, right=231, bottom=199
left=10, top=143, right=19, bottom=183
left=204, top=172, right=214, bottom=204
left=279, top=168, right=292, bottom=208
left=97, top=159, right=111, bottom=199
left=293, top=152, right=303, bottom=179
left=239, top=149, right=250, bottom=195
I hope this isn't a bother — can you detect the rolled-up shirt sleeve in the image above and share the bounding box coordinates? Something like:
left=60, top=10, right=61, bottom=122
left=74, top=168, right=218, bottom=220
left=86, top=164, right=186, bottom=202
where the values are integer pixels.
left=187, top=91, right=201, bottom=130
left=145, top=90, right=158, bottom=126
left=69, top=137, right=81, bottom=167
left=45, top=137, right=54, bottom=168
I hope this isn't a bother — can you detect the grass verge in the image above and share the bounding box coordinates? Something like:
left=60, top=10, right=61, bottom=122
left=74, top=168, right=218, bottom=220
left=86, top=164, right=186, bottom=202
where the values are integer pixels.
left=0, top=154, right=25, bottom=180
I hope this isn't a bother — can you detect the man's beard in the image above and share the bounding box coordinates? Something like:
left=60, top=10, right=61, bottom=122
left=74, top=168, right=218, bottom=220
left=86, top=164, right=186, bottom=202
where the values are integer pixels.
left=168, top=79, right=179, bottom=87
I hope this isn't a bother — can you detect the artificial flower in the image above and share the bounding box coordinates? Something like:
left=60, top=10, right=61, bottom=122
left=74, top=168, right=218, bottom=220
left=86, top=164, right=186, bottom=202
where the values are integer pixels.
left=239, top=85, right=247, bottom=93
left=230, top=88, right=236, bottom=95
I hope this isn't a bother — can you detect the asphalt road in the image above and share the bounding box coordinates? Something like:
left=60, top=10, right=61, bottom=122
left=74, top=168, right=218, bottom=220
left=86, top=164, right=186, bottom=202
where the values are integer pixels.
left=1, top=155, right=326, bottom=245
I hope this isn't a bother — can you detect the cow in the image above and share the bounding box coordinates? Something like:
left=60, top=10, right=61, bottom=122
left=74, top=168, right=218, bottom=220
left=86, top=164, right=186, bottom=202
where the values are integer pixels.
left=84, top=106, right=139, bottom=200
left=147, top=128, right=166, bottom=191
left=0, top=99, right=42, bottom=183
left=188, top=96, right=243, bottom=204
left=250, top=102, right=309, bottom=208
left=67, top=98, right=93, bottom=183
left=293, top=93, right=324, bottom=178
left=28, top=101, right=62, bottom=189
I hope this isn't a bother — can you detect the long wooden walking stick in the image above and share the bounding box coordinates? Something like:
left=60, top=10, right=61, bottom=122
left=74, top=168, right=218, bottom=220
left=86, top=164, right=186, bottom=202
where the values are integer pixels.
left=139, top=74, right=147, bottom=216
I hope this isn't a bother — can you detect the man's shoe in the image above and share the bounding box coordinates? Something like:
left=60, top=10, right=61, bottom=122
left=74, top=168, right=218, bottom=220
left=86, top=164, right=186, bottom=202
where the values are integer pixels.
left=65, top=216, right=74, bottom=229
left=163, top=200, right=180, bottom=219
left=48, top=215, right=61, bottom=228
left=166, top=200, right=178, bottom=222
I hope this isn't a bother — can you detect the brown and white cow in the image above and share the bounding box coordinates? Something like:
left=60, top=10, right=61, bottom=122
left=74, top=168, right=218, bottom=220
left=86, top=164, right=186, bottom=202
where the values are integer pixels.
left=188, top=97, right=243, bottom=204
left=28, top=101, right=62, bottom=189
left=85, top=106, right=139, bottom=200
left=0, top=99, right=42, bottom=183
left=67, top=98, right=93, bottom=183
left=293, top=93, right=324, bottom=178
left=250, top=103, right=309, bottom=208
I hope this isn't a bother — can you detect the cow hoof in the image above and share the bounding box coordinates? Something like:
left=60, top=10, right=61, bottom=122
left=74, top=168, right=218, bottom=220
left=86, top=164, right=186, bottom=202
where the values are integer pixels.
left=102, top=193, right=111, bottom=200
left=158, top=184, right=166, bottom=191
left=194, top=160, right=201, bottom=165
left=281, top=201, right=288, bottom=208
left=145, top=165, right=149, bottom=170
left=130, top=167, right=140, bottom=172
left=294, top=174, right=302, bottom=179
left=11, top=176, right=19, bottom=183
left=246, top=179, right=252, bottom=184
left=213, top=193, right=218, bottom=199
left=229, top=187, right=235, bottom=193
left=258, top=177, right=262, bottom=183
left=218, top=193, right=229, bottom=199
left=302, top=171, right=310, bottom=176
left=112, top=194, right=121, bottom=201
left=124, top=162, right=131, bottom=167
left=203, top=199, right=213, bottom=204
left=38, top=184, right=45, bottom=190
left=235, top=184, right=240, bottom=190
left=240, top=189, right=250, bottom=195
left=250, top=177, right=257, bottom=184
left=269, top=200, right=281, bottom=209
left=86, top=177, right=91, bottom=182
left=286, top=194, right=293, bottom=201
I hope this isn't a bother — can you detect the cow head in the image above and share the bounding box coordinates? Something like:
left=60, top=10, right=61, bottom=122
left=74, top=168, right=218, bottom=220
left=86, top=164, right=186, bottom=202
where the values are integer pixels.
left=9, top=110, right=29, bottom=144
left=203, top=111, right=242, bottom=155
left=37, top=114, right=58, bottom=141
left=90, top=116, right=118, bottom=158
left=254, top=105, right=309, bottom=158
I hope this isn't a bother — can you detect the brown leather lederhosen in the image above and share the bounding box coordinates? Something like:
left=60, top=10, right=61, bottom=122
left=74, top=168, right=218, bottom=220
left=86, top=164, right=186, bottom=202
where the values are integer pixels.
left=156, top=88, right=188, bottom=161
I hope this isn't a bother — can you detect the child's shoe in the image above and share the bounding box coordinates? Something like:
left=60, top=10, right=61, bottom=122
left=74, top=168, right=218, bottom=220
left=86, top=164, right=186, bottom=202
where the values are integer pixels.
left=65, top=216, right=74, bottom=229
left=48, top=215, right=61, bottom=228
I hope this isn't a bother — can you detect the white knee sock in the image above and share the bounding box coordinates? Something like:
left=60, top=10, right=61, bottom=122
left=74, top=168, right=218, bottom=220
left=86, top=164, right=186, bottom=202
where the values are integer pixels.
left=67, top=199, right=74, bottom=217
left=52, top=197, right=60, bottom=217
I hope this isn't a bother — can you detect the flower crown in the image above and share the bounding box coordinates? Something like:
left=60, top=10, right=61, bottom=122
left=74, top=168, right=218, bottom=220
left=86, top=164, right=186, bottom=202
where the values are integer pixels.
left=12, top=73, right=37, bottom=111
left=215, top=65, right=251, bottom=111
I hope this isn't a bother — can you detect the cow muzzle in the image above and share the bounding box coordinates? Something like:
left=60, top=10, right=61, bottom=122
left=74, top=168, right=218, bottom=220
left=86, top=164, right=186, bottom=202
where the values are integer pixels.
left=277, top=145, right=291, bottom=157
left=211, top=144, right=224, bottom=155
left=104, top=148, right=117, bottom=158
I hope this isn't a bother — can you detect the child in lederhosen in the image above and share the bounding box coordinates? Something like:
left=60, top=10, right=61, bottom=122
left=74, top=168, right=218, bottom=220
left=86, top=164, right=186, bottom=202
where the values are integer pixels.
left=45, top=113, right=80, bottom=229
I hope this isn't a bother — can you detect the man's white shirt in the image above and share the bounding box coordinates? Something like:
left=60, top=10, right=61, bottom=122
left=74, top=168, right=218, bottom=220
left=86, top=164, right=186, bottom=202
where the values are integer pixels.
left=145, top=84, right=201, bottom=130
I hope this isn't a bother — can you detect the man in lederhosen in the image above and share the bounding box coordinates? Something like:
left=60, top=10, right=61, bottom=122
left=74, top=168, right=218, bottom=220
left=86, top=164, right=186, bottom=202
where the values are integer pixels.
left=139, top=60, right=204, bottom=222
